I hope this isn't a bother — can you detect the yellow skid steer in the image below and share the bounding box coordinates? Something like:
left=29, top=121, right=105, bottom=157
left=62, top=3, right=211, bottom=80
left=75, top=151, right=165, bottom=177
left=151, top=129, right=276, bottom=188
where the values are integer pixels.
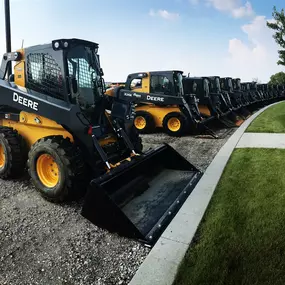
left=0, top=38, right=202, bottom=244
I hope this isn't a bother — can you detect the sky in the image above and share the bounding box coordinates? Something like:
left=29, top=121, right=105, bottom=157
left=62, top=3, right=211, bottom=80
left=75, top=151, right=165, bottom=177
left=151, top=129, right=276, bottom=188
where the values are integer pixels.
left=0, top=0, right=284, bottom=83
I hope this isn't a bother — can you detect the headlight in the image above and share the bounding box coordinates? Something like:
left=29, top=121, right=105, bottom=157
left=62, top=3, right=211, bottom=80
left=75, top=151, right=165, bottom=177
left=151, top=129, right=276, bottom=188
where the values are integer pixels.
left=54, top=41, right=60, bottom=49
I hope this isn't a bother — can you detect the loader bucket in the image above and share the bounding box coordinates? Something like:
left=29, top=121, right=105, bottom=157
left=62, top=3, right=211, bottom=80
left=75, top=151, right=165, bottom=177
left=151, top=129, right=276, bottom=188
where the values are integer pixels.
left=227, top=111, right=244, bottom=126
left=199, top=104, right=212, bottom=117
left=81, top=144, right=202, bottom=245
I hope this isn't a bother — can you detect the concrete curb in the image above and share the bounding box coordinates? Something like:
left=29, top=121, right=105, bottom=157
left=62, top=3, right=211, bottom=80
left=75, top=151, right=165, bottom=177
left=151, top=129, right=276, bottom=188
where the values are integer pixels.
left=129, top=102, right=281, bottom=285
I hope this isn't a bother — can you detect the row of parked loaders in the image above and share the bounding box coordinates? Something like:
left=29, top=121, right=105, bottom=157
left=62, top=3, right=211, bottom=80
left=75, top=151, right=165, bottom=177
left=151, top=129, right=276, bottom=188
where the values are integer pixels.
left=1, top=38, right=284, bottom=247
left=108, top=72, right=285, bottom=138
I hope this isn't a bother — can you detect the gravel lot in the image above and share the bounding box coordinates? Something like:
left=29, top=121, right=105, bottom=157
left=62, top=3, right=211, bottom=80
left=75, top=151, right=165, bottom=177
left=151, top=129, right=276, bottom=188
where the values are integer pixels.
left=0, top=127, right=235, bottom=285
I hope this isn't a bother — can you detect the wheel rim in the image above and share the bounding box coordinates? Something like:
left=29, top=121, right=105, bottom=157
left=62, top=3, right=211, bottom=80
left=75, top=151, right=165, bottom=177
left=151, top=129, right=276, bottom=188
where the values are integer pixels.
left=0, top=144, right=5, bottom=168
left=36, top=154, right=59, bottom=188
left=167, top=117, right=181, bottom=132
left=134, top=116, right=147, bottom=130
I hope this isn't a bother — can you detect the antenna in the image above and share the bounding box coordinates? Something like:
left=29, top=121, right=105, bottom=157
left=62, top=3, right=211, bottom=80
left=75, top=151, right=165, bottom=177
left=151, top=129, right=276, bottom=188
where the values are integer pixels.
left=21, top=39, right=24, bottom=49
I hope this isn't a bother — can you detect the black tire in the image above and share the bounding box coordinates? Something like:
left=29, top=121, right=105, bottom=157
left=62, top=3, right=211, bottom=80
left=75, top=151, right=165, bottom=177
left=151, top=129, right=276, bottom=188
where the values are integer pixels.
left=134, top=111, right=155, bottom=133
left=0, top=126, right=26, bottom=179
left=162, top=112, right=187, bottom=137
left=27, top=136, right=87, bottom=203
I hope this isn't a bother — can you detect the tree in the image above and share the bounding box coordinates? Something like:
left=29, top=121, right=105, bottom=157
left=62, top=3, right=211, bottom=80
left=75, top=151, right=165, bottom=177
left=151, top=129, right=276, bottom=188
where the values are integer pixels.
left=267, top=6, right=285, bottom=66
left=268, top=72, right=285, bottom=85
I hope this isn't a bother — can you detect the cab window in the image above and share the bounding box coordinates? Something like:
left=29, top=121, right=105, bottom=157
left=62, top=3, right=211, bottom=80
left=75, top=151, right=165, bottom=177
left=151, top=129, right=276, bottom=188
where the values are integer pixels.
left=150, top=75, right=172, bottom=95
left=130, top=78, right=142, bottom=89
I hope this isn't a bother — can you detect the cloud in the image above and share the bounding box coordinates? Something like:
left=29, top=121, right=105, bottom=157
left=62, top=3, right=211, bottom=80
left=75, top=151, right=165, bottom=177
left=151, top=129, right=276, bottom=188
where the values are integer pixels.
left=205, top=0, right=254, bottom=18
left=231, top=2, right=254, bottom=18
left=149, top=9, right=180, bottom=21
left=225, top=15, right=283, bottom=82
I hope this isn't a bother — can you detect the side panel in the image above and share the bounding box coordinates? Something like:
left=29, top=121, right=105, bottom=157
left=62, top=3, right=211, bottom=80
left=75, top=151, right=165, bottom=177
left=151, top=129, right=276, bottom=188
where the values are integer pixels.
left=198, top=105, right=212, bottom=116
left=126, top=73, right=150, bottom=93
left=141, top=75, right=150, bottom=93
left=135, top=105, right=181, bottom=127
left=0, top=80, right=97, bottom=170
left=1, top=111, right=74, bottom=148
left=14, top=49, right=25, bottom=87
left=1, top=111, right=117, bottom=149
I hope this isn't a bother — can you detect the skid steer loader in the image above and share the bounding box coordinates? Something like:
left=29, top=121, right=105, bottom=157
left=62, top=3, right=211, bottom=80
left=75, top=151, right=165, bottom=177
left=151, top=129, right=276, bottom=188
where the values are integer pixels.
left=184, top=76, right=245, bottom=128
left=273, top=84, right=284, bottom=101
left=0, top=39, right=202, bottom=245
left=241, top=82, right=260, bottom=111
left=257, top=84, right=268, bottom=104
left=183, top=76, right=236, bottom=128
left=232, top=78, right=252, bottom=107
left=220, top=77, right=251, bottom=119
left=107, top=71, right=218, bottom=138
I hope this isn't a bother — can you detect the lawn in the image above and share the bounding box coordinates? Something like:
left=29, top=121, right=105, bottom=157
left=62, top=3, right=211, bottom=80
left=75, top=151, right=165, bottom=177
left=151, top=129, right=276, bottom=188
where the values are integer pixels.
left=246, top=102, right=285, bottom=133
left=173, top=148, right=285, bottom=285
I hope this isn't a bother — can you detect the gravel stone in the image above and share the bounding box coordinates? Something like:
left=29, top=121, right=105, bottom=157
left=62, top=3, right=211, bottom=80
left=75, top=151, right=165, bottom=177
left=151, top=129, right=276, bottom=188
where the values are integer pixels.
left=0, top=127, right=234, bottom=284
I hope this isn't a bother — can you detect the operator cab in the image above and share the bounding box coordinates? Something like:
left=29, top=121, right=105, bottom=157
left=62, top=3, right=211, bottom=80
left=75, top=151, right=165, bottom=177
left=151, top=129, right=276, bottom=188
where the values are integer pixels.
left=126, top=70, right=184, bottom=97
left=9, top=39, right=105, bottom=116
left=183, top=77, right=210, bottom=98
left=206, top=76, right=222, bottom=94
left=220, top=77, right=234, bottom=93
left=233, top=78, right=242, bottom=91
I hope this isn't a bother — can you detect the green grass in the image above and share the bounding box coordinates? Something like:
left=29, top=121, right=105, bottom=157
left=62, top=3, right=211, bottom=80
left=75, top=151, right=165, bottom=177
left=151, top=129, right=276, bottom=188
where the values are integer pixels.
left=173, top=148, right=285, bottom=285
left=246, top=102, right=285, bottom=133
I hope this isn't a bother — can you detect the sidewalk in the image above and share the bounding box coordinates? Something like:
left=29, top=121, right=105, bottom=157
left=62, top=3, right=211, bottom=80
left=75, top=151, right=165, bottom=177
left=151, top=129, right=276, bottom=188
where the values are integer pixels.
left=237, top=133, right=285, bottom=149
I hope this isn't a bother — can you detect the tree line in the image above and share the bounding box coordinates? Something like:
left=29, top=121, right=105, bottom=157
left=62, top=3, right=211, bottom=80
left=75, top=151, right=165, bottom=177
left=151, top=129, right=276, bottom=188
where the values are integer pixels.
left=266, top=6, right=285, bottom=85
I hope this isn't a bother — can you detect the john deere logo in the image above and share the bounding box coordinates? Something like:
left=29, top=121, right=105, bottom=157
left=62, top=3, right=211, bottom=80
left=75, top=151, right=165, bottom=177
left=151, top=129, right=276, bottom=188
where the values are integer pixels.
left=13, top=92, right=39, bottom=111
left=146, top=95, right=164, bottom=102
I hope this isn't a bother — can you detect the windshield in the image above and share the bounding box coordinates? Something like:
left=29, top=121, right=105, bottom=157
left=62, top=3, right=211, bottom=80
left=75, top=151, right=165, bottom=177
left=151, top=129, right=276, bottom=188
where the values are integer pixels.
left=204, top=79, right=210, bottom=97
left=237, top=79, right=241, bottom=90
left=67, top=45, right=103, bottom=109
left=173, top=72, right=184, bottom=96
left=228, top=79, right=233, bottom=92
left=215, top=78, right=221, bottom=92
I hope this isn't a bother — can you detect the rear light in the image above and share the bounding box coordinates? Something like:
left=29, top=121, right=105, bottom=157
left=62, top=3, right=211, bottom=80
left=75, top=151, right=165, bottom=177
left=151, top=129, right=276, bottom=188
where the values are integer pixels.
left=88, top=126, right=93, bottom=135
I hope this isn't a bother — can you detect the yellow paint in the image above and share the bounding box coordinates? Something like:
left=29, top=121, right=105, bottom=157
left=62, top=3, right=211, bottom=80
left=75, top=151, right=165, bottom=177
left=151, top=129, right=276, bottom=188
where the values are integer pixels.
left=135, top=105, right=181, bottom=127
left=235, top=119, right=244, bottom=127
left=36, top=153, right=59, bottom=188
left=0, top=111, right=117, bottom=150
left=134, top=116, right=147, bottom=130
left=107, top=153, right=138, bottom=171
left=130, top=73, right=150, bottom=93
left=99, top=136, right=118, bottom=146
left=105, top=88, right=115, bottom=97
left=14, top=49, right=25, bottom=87
left=0, top=111, right=74, bottom=148
left=167, top=117, right=181, bottom=132
left=0, top=144, right=5, bottom=168
left=198, top=105, right=212, bottom=117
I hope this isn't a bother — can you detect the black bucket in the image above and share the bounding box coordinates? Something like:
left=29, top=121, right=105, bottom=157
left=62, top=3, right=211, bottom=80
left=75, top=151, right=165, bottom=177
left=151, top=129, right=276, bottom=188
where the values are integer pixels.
left=81, top=144, right=202, bottom=245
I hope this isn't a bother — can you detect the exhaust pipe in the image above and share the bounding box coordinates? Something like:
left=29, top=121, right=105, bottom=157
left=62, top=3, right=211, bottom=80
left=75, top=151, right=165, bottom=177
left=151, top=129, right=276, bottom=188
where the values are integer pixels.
left=4, top=0, right=12, bottom=77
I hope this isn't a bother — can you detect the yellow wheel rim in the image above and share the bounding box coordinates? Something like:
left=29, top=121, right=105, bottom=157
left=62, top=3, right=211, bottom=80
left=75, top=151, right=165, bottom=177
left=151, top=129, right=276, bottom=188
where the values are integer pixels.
left=0, top=144, right=5, bottom=168
left=134, top=116, right=147, bottom=130
left=36, top=154, right=59, bottom=188
left=167, top=117, right=181, bottom=132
